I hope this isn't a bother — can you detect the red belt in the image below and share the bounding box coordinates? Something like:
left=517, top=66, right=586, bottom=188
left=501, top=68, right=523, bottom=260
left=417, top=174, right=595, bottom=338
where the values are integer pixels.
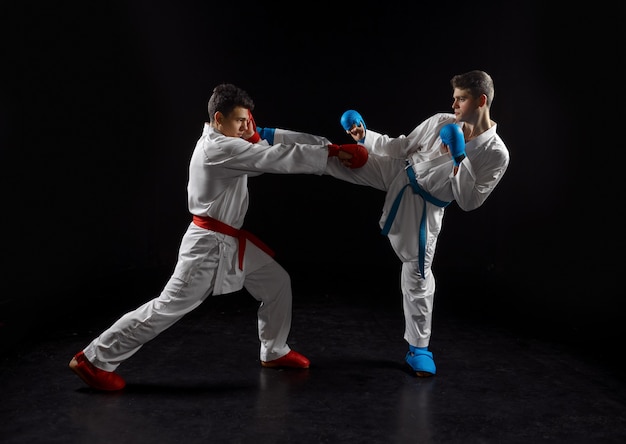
left=192, top=215, right=275, bottom=270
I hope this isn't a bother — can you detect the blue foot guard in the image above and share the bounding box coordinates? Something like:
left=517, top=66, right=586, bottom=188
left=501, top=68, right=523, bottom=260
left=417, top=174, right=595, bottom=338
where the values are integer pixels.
left=405, top=345, right=436, bottom=377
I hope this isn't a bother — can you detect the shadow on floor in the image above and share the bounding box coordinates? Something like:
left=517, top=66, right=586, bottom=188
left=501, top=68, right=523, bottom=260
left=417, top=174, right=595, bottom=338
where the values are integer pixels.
left=1, top=274, right=625, bottom=443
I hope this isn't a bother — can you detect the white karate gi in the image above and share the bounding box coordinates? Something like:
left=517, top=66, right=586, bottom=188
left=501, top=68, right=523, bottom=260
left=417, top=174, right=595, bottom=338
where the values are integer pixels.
left=277, top=113, right=510, bottom=348
left=84, top=123, right=330, bottom=371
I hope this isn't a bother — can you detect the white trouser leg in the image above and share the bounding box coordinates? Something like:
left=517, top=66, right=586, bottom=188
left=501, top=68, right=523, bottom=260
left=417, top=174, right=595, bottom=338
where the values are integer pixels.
left=84, top=232, right=219, bottom=372
left=243, top=257, right=292, bottom=362
left=402, top=260, right=436, bottom=348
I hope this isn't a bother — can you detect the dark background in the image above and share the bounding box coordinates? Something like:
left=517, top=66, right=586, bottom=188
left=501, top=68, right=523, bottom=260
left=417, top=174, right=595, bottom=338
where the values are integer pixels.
left=1, top=2, right=623, bottom=363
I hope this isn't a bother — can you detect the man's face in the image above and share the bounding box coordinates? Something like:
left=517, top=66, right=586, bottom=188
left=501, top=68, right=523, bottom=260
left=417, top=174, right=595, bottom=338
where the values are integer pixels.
left=215, top=106, right=251, bottom=137
left=451, top=88, right=480, bottom=123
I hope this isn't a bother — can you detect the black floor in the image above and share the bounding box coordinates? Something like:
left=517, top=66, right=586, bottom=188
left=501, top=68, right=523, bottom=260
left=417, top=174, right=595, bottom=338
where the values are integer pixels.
left=1, top=274, right=626, bottom=444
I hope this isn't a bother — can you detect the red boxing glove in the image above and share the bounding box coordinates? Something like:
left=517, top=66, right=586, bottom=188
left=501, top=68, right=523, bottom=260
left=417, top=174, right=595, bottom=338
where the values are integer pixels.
left=245, top=110, right=261, bottom=143
left=328, top=143, right=368, bottom=169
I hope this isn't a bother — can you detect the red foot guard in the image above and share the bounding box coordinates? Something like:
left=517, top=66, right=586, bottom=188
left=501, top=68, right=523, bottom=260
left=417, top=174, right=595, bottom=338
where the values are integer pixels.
left=261, top=350, right=310, bottom=369
left=69, top=351, right=126, bottom=391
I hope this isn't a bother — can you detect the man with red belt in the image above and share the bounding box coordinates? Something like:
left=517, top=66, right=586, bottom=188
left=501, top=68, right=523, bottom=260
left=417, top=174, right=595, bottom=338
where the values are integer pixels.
left=69, top=83, right=368, bottom=391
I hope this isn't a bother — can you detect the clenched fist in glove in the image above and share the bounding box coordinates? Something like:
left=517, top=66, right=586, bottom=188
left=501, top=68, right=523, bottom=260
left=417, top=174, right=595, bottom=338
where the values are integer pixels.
left=340, top=109, right=366, bottom=143
left=328, top=143, right=368, bottom=169
left=244, top=110, right=261, bottom=143
left=439, top=123, right=466, bottom=166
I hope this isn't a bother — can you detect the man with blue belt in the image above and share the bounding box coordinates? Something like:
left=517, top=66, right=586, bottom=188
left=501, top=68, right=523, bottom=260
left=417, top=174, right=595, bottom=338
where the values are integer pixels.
left=335, top=70, right=510, bottom=376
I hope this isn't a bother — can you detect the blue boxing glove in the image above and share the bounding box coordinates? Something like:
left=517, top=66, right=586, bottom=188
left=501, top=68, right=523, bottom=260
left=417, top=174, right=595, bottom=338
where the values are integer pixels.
left=440, top=123, right=466, bottom=166
left=256, top=127, right=276, bottom=145
left=340, top=109, right=366, bottom=143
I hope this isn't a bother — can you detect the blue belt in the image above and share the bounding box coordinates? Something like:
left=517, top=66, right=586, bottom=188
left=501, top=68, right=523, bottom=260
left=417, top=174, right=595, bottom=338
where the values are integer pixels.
left=381, top=161, right=451, bottom=278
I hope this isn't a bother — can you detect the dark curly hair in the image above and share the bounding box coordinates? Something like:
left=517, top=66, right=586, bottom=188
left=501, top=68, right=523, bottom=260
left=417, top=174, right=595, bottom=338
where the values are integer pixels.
left=207, top=83, right=255, bottom=123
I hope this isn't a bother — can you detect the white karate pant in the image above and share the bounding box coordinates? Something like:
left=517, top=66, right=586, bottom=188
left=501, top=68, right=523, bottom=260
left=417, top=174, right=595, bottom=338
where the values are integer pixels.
left=84, top=226, right=293, bottom=372
left=402, top=260, right=436, bottom=349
